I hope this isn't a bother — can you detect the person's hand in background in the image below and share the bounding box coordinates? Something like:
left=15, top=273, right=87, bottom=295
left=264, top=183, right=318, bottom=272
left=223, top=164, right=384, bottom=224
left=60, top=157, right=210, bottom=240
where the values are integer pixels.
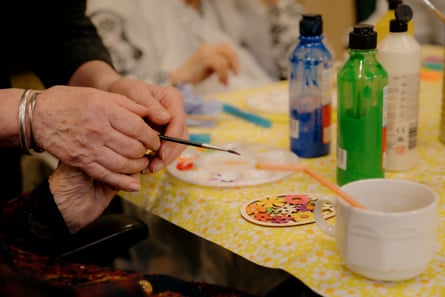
left=169, top=42, right=239, bottom=86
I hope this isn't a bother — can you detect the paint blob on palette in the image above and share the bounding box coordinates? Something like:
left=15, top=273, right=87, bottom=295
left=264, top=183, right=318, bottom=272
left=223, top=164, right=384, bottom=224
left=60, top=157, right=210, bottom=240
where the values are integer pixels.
left=240, top=193, right=335, bottom=227
left=166, top=142, right=298, bottom=187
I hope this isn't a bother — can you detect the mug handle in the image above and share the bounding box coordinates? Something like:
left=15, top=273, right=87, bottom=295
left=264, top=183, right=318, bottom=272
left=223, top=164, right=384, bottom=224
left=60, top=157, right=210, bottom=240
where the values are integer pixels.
left=314, top=195, right=336, bottom=237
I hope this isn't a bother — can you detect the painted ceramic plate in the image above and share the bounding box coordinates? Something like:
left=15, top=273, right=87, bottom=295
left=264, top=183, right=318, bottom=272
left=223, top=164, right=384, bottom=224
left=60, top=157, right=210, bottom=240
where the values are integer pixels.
left=240, top=193, right=336, bottom=227
left=245, top=89, right=288, bottom=114
left=166, top=143, right=298, bottom=187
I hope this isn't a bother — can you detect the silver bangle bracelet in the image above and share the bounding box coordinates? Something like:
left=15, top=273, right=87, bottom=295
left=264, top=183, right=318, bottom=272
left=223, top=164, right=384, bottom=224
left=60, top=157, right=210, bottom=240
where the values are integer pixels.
left=18, top=89, right=32, bottom=154
left=27, top=92, right=44, bottom=154
left=18, top=89, right=44, bottom=154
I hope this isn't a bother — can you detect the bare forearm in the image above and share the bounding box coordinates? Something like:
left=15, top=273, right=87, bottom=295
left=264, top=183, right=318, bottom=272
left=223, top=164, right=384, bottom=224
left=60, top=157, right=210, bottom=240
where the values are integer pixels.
left=0, top=89, right=25, bottom=147
left=68, top=60, right=120, bottom=90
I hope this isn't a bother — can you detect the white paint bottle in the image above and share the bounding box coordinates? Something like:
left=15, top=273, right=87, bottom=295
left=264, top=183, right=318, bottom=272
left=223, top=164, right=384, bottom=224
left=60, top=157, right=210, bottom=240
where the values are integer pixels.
left=377, top=4, right=421, bottom=171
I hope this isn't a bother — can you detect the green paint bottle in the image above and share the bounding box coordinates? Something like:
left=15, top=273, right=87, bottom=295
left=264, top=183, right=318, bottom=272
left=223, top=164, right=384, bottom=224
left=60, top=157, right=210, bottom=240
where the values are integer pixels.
left=336, top=24, right=388, bottom=186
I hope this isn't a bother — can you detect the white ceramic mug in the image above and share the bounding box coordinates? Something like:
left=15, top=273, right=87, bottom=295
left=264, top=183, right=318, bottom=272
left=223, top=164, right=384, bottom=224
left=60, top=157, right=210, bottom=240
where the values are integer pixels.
left=314, top=178, right=438, bottom=281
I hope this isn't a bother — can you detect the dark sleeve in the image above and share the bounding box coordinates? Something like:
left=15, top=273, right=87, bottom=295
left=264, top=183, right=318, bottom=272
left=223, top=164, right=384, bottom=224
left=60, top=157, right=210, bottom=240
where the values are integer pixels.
left=25, top=0, right=113, bottom=87
left=0, top=179, right=72, bottom=253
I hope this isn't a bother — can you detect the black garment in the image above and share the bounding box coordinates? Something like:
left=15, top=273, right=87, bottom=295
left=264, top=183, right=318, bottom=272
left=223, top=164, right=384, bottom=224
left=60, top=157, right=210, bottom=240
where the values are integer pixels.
left=0, top=148, right=23, bottom=199
left=0, top=179, right=258, bottom=297
left=0, top=241, right=259, bottom=297
left=0, top=0, right=114, bottom=198
left=0, top=180, right=73, bottom=254
left=0, top=0, right=113, bottom=88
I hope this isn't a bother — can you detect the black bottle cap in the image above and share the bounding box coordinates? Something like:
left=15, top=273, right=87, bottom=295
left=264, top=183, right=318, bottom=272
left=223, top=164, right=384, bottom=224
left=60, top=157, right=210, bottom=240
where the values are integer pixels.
left=390, top=4, right=413, bottom=32
left=388, top=0, right=403, bottom=10
left=349, top=24, right=377, bottom=49
left=299, top=14, right=323, bottom=36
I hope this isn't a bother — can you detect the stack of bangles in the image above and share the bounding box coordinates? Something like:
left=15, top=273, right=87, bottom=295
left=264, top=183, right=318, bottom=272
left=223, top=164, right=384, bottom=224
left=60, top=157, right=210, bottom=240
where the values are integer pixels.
left=18, top=89, right=44, bottom=155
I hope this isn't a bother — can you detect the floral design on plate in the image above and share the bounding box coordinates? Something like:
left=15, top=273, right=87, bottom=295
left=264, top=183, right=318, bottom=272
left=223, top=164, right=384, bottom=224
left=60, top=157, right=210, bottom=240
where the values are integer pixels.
left=240, top=193, right=335, bottom=226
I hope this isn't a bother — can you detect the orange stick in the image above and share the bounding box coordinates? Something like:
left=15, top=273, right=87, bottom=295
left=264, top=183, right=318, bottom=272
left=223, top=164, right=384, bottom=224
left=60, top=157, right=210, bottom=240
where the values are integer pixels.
left=422, top=0, right=445, bottom=23
left=256, top=163, right=367, bottom=210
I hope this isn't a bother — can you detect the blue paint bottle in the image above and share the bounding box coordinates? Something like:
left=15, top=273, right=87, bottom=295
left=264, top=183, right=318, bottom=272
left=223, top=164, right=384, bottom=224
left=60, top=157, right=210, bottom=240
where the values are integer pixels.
left=289, top=14, right=333, bottom=158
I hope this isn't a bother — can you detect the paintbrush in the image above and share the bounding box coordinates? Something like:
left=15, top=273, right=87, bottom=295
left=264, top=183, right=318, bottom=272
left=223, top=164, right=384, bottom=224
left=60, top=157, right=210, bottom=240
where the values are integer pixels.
left=159, top=135, right=241, bottom=156
left=255, top=163, right=367, bottom=209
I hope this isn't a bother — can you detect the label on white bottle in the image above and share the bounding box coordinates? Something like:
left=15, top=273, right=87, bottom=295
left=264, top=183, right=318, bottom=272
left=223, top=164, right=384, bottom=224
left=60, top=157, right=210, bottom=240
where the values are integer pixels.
left=385, top=73, right=420, bottom=169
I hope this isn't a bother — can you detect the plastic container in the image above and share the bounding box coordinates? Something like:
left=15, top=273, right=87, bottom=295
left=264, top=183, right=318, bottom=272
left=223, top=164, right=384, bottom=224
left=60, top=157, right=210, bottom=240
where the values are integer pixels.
left=377, top=4, right=421, bottom=171
left=288, top=14, right=333, bottom=158
left=336, top=24, right=388, bottom=186
left=375, top=0, right=414, bottom=44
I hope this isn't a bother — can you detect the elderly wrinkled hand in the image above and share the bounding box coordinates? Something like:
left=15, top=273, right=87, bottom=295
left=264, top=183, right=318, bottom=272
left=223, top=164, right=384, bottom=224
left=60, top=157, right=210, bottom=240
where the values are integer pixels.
left=49, top=162, right=119, bottom=233
left=31, top=85, right=158, bottom=192
left=105, top=77, right=188, bottom=172
left=170, top=42, right=240, bottom=86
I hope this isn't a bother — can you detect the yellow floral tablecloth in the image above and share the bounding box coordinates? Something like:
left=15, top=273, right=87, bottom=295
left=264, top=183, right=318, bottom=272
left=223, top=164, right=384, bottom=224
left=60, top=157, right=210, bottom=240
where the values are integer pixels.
left=120, top=45, right=445, bottom=297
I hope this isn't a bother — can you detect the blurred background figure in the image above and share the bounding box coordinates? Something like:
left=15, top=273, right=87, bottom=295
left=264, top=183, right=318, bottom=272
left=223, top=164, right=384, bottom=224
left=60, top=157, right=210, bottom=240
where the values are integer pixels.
left=87, top=0, right=305, bottom=97
left=194, top=0, right=306, bottom=80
